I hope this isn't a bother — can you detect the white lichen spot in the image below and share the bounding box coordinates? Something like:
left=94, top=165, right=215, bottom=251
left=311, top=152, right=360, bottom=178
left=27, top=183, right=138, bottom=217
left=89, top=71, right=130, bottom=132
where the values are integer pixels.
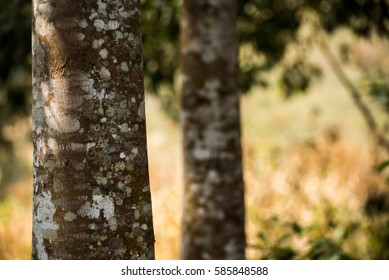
left=40, top=82, right=50, bottom=103
left=99, top=48, right=109, bottom=59
left=86, top=142, right=96, bottom=151
left=36, top=126, right=42, bottom=135
left=125, top=187, right=132, bottom=197
left=47, top=138, right=58, bottom=153
left=107, top=20, right=120, bottom=30
left=108, top=217, right=118, bottom=231
left=128, top=33, right=135, bottom=42
left=119, top=123, right=129, bottom=133
left=115, top=161, right=126, bottom=171
left=64, top=211, right=77, bottom=222
left=192, top=147, right=211, bottom=160
left=131, top=147, right=138, bottom=155
left=190, top=183, right=200, bottom=193
left=80, top=77, right=97, bottom=98
left=96, top=176, right=108, bottom=186
left=97, top=0, right=107, bottom=15
left=137, top=102, right=145, bottom=119
left=205, top=78, right=221, bottom=92
left=134, top=209, right=140, bottom=220
left=89, top=10, right=99, bottom=20
left=88, top=223, right=96, bottom=230
left=79, top=19, right=88, bottom=28
left=120, top=62, right=129, bottom=72
left=119, top=10, right=130, bottom=18
left=99, top=66, right=111, bottom=81
left=202, top=50, right=217, bottom=63
left=77, top=33, right=86, bottom=41
left=97, top=89, right=106, bottom=101
left=92, top=39, right=105, bottom=49
left=105, top=106, right=116, bottom=117
left=78, top=195, right=115, bottom=220
left=119, top=152, right=126, bottom=159
left=207, top=170, right=221, bottom=184
left=33, top=191, right=59, bottom=260
left=93, top=19, right=105, bottom=32
left=115, top=31, right=124, bottom=40
left=224, top=239, right=240, bottom=256
left=35, top=17, right=55, bottom=37
left=143, top=204, right=152, bottom=214
left=141, top=224, right=148, bottom=230
left=129, top=8, right=139, bottom=17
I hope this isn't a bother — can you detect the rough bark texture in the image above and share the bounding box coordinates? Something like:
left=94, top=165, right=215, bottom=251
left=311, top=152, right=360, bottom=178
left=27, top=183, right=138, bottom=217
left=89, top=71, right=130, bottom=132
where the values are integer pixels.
left=180, top=0, right=246, bottom=259
left=32, top=0, right=154, bottom=259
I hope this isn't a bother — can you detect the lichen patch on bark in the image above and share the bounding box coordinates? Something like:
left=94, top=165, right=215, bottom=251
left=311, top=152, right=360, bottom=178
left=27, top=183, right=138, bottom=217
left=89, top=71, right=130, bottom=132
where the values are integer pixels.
left=32, top=191, right=59, bottom=260
left=32, top=0, right=155, bottom=259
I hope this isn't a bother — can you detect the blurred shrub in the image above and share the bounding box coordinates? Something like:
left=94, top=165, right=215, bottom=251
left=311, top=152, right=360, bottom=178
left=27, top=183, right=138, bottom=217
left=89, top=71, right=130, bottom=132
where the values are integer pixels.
left=253, top=211, right=356, bottom=260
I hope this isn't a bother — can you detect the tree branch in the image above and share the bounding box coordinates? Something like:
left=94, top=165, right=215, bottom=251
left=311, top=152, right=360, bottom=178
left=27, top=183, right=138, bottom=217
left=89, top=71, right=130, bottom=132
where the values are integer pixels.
left=319, top=40, right=389, bottom=153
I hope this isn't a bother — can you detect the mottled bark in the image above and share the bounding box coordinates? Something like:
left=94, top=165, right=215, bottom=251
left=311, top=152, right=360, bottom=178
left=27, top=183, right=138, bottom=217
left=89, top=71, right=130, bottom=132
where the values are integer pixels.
left=32, top=0, right=154, bottom=259
left=180, top=0, right=246, bottom=259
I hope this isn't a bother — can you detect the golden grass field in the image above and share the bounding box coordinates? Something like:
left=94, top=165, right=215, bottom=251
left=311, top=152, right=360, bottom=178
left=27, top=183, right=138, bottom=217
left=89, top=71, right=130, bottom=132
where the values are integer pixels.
left=0, top=36, right=388, bottom=259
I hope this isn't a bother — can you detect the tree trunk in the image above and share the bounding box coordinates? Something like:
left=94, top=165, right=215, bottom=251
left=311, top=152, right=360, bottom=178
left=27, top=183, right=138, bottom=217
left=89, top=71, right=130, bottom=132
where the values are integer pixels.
left=32, top=0, right=154, bottom=259
left=180, top=0, right=246, bottom=259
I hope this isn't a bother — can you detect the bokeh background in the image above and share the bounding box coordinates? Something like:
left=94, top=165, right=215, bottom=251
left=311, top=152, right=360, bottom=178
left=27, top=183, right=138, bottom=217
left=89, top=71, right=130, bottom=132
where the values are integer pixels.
left=1, top=0, right=389, bottom=259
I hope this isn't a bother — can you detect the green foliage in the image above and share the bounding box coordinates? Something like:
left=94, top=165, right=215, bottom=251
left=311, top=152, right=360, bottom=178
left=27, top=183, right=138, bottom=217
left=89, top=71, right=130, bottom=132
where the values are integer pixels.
left=364, top=187, right=389, bottom=259
left=253, top=216, right=301, bottom=260
left=281, top=60, right=322, bottom=98
left=0, top=0, right=31, bottom=147
left=306, top=238, right=352, bottom=260
left=305, top=0, right=389, bottom=37
left=253, top=210, right=359, bottom=260
left=365, top=159, right=389, bottom=259
left=238, top=0, right=302, bottom=68
left=239, top=0, right=389, bottom=97
left=368, top=70, right=389, bottom=111
left=2, top=0, right=389, bottom=126
left=141, top=0, right=180, bottom=93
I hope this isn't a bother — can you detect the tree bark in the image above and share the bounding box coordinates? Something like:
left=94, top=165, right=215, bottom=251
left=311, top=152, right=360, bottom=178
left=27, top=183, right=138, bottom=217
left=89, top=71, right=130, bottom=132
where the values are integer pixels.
left=32, top=0, right=154, bottom=259
left=180, top=0, right=246, bottom=259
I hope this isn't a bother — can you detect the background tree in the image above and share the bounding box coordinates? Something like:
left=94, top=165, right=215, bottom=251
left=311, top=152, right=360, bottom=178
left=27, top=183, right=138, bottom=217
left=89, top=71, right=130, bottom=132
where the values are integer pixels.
left=180, top=0, right=246, bottom=260
left=32, top=0, right=154, bottom=259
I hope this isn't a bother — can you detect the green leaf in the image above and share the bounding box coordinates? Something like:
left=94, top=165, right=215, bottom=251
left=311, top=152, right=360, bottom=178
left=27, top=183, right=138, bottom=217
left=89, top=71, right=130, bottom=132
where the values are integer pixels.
left=377, top=160, right=389, bottom=173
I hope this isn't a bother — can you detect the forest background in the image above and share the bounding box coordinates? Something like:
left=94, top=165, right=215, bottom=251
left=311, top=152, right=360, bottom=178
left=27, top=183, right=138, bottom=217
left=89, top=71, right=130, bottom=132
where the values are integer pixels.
left=1, top=0, right=389, bottom=259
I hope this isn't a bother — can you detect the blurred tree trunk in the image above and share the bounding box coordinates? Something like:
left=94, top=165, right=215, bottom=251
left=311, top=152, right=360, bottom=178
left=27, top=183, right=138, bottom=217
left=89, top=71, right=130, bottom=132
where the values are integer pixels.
left=32, top=0, right=154, bottom=259
left=180, top=0, right=246, bottom=259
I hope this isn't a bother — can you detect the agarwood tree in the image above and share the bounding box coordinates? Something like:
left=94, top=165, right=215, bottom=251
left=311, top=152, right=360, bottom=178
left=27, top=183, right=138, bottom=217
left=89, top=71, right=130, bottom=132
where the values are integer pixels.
left=32, top=0, right=154, bottom=259
left=180, top=0, right=246, bottom=260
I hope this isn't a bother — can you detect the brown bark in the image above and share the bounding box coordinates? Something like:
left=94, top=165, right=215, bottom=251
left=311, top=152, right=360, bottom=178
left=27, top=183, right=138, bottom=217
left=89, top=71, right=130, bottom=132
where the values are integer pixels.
left=180, top=0, right=246, bottom=259
left=32, top=0, right=154, bottom=259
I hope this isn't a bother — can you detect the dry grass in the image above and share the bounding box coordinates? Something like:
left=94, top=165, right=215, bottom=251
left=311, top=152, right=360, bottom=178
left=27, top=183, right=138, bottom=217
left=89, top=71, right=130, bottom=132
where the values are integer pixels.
left=0, top=88, right=384, bottom=260
left=0, top=178, right=32, bottom=259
